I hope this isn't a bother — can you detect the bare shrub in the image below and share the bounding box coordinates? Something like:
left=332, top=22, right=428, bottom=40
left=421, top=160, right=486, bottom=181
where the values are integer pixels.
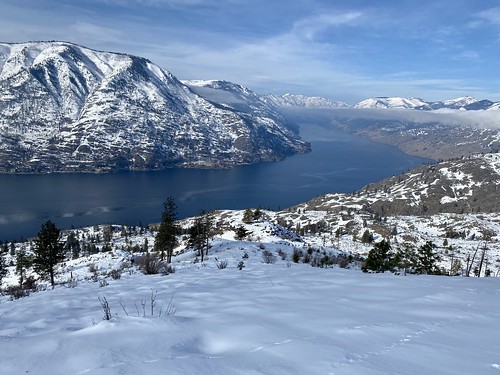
left=98, top=296, right=112, bottom=320
left=292, top=248, right=302, bottom=263
left=337, top=255, right=350, bottom=269
left=64, top=277, right=78, bottom=288
left=277, top=248, right=287, bottom=260
left=5, top=285, right=30, bottom=299
left=109, top=269, right=122, bottom=280
left=262, top=250, right=277, bottom=264
left=160, top=263, right=176, bottom=276
left=88, top=263, right=99, bottom=282
left=23, top=276, right=38, bottom=291
left=88, top=263, right=98, bottom=273
left=135, top=253, right=164, bottom=275
left=216, top=259, right=228, bottom=269
left=119, top=289, right=176, bottom=318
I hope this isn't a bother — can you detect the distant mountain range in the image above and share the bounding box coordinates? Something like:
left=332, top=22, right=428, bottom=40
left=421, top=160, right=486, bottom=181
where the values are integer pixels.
left=2, top=40, right=500, bottom=174
left=0, top=42, right=309, bottom=173
left=263, top=94, right=499, bottom=111
left=353, top=96, right=498, bottom=111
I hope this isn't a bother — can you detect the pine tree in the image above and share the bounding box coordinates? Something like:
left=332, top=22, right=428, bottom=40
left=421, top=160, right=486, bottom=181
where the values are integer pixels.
left=33, top=220, right=65, bottom=287
left=394, top=243, right=417, bottom=275
left=0, top=253, right=8, bottom=287
left=15, top=246, right=31, bottom=287
left=242, top=208, right=254, bottom=224
left=415, top=241, right=441, bottom=275
left=362, top=239, right=394, bottom=273
left=188, top=210, right=213, bottom=262
left=154, top=197, right=179, bottom=263
left=234, top=225, right=250, bottom=241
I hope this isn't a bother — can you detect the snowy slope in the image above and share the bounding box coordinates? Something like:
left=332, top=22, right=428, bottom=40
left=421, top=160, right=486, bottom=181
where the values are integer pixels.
left=286, top=152, right=500, bottom=216
left=0, top=42, right=309, bottom=173
left=354, top=97, right=431, bottom=110
left=262, top=93, right=349, bottom=109
left=1, top=218, right=500, bottom=375
left=182, top=79, right=287, bottom=123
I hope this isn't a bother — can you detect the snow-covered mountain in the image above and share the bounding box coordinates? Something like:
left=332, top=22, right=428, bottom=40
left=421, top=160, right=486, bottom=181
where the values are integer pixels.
left=433, top=96, right=480, bottom=109
left=262, top=93, right=349, bottom=109
left=182, top=79, right=286, bottom=122
left=290, top=152, right=500, bottom=216
left=354, top=97, right=432, bottom=110
left=354, top=96, right=500, bottom=110
left=0, top=42, right=309, bottom=173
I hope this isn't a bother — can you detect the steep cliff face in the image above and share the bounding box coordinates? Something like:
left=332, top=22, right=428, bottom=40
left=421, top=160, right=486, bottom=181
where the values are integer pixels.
left=0, top=42, right=309, bottom=173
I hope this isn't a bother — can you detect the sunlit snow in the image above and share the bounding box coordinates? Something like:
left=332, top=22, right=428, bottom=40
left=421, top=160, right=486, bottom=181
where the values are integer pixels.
left=1, top=237, right=500, bottom=375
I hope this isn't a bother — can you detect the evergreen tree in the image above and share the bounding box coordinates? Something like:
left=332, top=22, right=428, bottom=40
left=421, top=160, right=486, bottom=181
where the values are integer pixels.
left=15, top=246, right=31, bottom=287
left=242, top=208, right=254, bottom=224
left=154, top=197, right=179, bottom=263
left=103, top=224, right=113, bottom=243
left=234, top=225, right=250, bottom=241
left=188, top=210, right=213, bottom=262
left=253, top=208, right=263, bottom=221
left=394, top=243, right=417, bottom=275
left=362, top=239, right=394, bottom=273
left=415, top=241, right=441, bottom=275
left=0, top=252, right=7, bottom=287
left=33, top=220, right=65, bottom=287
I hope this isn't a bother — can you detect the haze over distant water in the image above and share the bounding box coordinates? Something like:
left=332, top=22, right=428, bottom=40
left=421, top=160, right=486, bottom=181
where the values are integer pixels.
left=0, top=128, right=429, bottom=241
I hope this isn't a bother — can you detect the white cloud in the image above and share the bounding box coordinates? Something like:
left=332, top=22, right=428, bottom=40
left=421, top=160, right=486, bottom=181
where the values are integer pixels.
left=70, top=22, right=123, bottom=43
left=337, top=108, right=500, bottom=130
left=291, top=11, right=363, bottom=41
left=477, top=7, right=500, bottom=24
left=452, top=50, right=480, bottom=62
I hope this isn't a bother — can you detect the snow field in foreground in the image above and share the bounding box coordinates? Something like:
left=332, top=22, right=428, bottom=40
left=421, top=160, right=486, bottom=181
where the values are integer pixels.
left=1, top=246, right=500, bottom=375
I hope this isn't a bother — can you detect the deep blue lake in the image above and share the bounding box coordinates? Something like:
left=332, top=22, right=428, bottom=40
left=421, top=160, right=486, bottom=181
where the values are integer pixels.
left=0, top=131, right=430, bottom=241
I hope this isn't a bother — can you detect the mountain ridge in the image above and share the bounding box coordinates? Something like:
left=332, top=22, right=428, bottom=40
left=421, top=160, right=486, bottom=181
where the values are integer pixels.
left=288, top=152, right=500, bottom=216
left=0, top=41, right=309, bottom=173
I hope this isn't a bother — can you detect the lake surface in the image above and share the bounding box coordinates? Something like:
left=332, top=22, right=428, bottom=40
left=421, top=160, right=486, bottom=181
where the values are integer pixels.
left=0, top=132, right=430, bottom=241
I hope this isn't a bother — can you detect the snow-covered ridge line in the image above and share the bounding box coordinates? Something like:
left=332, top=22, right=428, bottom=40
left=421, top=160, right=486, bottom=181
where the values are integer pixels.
left=288, top=151, right=500, bottom=216
left=0, top=41, right=309, bottom=173
left=354, top=96, right=498, bottom=110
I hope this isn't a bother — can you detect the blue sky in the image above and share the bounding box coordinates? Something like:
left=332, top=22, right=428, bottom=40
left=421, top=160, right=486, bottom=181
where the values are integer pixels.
left=2, top=0, right=500, bottom=103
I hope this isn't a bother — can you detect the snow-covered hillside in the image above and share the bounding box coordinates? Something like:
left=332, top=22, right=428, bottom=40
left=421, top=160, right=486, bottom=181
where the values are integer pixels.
left=1, top=214, right=500, bottom=375
left=263, top=93, right=349, bottom=109
left=286, top=152, right=500, bottom=216
left=0, top=42, right=309, bottom=173
left=354, top=97, right=431, bottom=110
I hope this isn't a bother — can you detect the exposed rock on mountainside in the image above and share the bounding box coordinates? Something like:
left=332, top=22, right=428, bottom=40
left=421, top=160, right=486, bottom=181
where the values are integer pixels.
left=290, top=152, right=500, bottom=216
left=262, top=93, right=349, bottom=109
left=348, top=120, right=500, bottom=160
left=0, top=42, right=309, bottom=173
